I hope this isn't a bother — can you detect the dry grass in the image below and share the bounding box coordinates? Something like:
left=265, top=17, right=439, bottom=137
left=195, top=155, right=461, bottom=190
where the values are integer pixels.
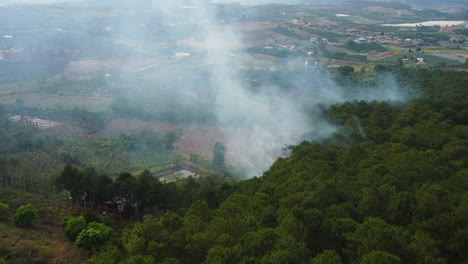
left=0, top=187, right=88, bottom=264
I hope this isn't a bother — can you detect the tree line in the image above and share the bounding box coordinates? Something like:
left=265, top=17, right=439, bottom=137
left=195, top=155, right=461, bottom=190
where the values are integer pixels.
left=55, top=165, right=237, bottom=221
left=79, top=68, right=467, bottom=263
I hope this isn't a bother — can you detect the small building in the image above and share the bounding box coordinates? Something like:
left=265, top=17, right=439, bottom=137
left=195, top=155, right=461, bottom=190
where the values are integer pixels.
left=416, top=58, right=425, bottom=64
left=355, top=38, right=367, bottom=43
left=30, top=118, right=62, bottom=129
left=9, top=115, right=21, bottom=122
left=175, top=52, right=191, bottom=58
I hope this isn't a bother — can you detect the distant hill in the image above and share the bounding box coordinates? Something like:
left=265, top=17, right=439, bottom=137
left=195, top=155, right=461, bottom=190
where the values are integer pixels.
left=300, top=0, right=468, bottom=8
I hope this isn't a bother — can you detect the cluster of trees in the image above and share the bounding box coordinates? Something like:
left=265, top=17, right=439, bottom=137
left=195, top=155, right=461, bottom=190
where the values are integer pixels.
left=393, top=32, right=449, bottom=46
left=454, top=28, right=468, bottom=36
left=271, top=26, right=310, bottom=40
left=55, top=165, right=237, bottom=220
left=246, top=47, right=302, bottom=58
left=306, top=29, right=346, bottom=42
left=2, top=67, right=466, bottom=263
left=63, top=213, right=116, bottom=252
left=111, top=97, right=216, bottom=124
left=190, top=142, right=226, bottom=169
left=344, top=41, right=387, bottom=53
left=77, top=69, right=467, bottom=263
left=0, top=118, right=40, bottom=152
left=1, top=98, right=185, bottom=192
left=2, top=102, right=108, bottom=134
left=13, top=203, right=38, bottom=226
left=0, top=202, right=9, bottom=220
left=38, top=76, right=129, bottom=97
left=0, top=202, right=38, bottom=226
left=337, top=65, right=355, bottom=76
left=319, top=46, right=368, bottom=62
left=59, top=129, right=181, bottom=173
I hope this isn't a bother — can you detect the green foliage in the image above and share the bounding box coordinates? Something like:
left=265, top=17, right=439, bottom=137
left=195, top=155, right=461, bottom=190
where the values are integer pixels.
left=13, top=203, right=38, bottom=226
left=86, top=245, right=122, bottom=264
left=212, top=142, right=226, bottom=168
left=346, top=217, right=409, bottom=260
left=246, top=47, right=300, bottom=58
left=361, top=251, right=401, bottom=264
left=337, top=66, right=355, bottom=76
left=0, top=202, right=9, bottom=220
left=4, top=68, right=468, bottom=264
left=454, top=28, right=468, bottom=36
left=111, top=97, right=216, bottom=124
left=306, top=29, right=346, bottom=42
left=271, top=26, right=309, bottom=40
left=345, top=41, right=387, bottom=53
left=75, top=222, right=114, bottom=252
left=320, top=48, right=367, bottom=62
left=63, top=216, right=88, bottom=241
left=348, top=1, right=411, bottom=10
left=82, top=209, right=101, bottom=224
left=159, top=259, right=181, bottom=264
left=311, top=250, right=342, bottom=264
left=190, top=154, right=212, bottom=167
left=89, top=69, right=468, bottom=264
left=120, top=255, right=155, bottom=264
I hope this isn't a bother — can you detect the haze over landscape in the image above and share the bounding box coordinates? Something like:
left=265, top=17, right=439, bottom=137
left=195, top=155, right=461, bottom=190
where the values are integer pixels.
left=0, top=0, right=467, bottom=263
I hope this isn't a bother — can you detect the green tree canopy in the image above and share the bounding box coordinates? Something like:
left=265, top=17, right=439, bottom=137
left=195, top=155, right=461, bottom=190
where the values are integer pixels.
left=76, top=222, right=115, bottom=252
left=0, top=202, right=9, bottom=220
left=14, top=203, right=38, bottom=226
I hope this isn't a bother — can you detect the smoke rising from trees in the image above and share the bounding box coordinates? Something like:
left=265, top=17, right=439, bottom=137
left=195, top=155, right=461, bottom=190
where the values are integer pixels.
left=1, top=0, right=406, bottom=177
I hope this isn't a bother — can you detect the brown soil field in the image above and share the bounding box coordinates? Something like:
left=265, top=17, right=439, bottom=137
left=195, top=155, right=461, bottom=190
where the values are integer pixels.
left=65, top=59, right=122, bottom=75
left=103, top=118, right=238, bottom=161
left=0, top=88, right=34, bottom=95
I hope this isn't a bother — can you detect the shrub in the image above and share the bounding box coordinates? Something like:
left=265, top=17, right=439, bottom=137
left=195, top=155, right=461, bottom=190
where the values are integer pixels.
left=76, top=222, right=114, bottom=251
left=337, top=65, right=355, bottom=76
left=63, top=216, right=88, bottom=241
left=311, top=250, right=342, bottom=264
left=82, top=209, right=100, bottom=223
left=0, top=202, right=9, bottom=220
left=14, top=204, right=38, bottom=226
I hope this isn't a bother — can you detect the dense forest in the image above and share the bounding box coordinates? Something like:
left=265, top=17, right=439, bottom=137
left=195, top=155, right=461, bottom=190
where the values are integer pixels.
left=1, top=68, right=467, bottom=264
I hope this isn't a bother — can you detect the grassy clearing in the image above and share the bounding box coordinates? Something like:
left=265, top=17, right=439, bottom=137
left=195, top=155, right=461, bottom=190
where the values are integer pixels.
left=378, top=53, right=464, bottom=66
left=382, top=44, right=406, bottom=52
left=0, top=187, right=88, bottom=264
left=0, top=80, right=38, bottom=92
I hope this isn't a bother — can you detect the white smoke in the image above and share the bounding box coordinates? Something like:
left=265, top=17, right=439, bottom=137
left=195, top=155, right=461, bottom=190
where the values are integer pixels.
left=2, top=0, right=406, bottom=177
left=146, top=0, right=406, bottom=177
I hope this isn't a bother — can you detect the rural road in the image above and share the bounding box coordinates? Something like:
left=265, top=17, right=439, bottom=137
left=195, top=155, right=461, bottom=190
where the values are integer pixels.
left=133, top=58, right=185, bottom=73
left=0, top=88, right=34, bottom=96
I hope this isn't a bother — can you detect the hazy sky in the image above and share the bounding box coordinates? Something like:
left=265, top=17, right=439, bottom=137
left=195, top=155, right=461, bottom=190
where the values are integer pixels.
left=0, top=0, right=81, bottom=6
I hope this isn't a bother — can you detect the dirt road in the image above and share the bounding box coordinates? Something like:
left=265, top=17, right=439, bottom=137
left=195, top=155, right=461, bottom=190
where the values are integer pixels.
left=0, top=88, right=34, bottom=96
